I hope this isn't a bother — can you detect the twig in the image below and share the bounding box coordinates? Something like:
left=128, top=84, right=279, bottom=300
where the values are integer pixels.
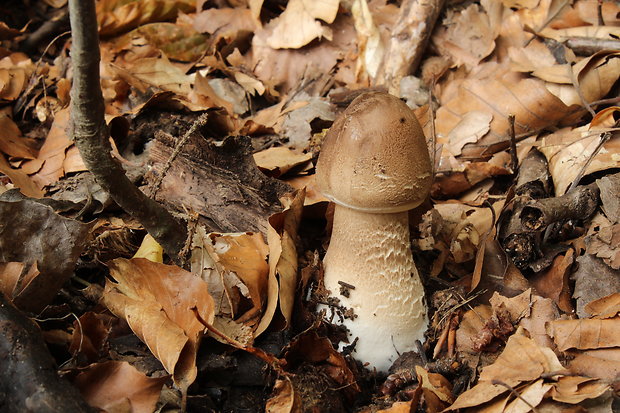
left=508, top=114, right=518, bottom=174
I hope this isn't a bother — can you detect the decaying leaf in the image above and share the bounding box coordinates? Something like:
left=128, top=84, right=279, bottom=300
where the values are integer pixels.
left=255, top=189, right=305, bottom=336
left=547, top=318, right=620, bottom=351
left=72, top=361, right=168, bottom=413
left=266, top=0, right=339, bottom=49
left=102, top=258, right=215, bottom=392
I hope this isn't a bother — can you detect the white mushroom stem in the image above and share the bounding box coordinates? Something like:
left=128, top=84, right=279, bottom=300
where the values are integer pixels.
left=323, top=205, right=427, bottom=372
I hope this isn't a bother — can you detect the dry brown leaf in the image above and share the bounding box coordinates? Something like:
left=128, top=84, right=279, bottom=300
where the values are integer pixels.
left=449, top=329, right=569, bottom=410
left=103, top=258, right=215, bottom=392
left=433, top=3, right=497, bottom=70
left=0, top=114, right=37, bottom=159
left=435, top=76, right=576, bottom=160
left=0, top=153, right=43, bottom=198
left=568, top=348, right=620, bottom=382
left=0, top=53, right=33, bottom=101
left=489, top=289, right=532, bottom=324
left=20, top=108, right=73, bottom=189
left=253, top=147, right=313, bottom=178
left=266, top=0, right=339, bottom=49
left=69, top=311, right=113, bottom=363
left=191, top=227, right=269, bottom=330
left=284, top=175, right=328, bottom=206
left=116, top=23, right=208, bottom=62
left=584, top=293, right=620, bottom=319
left=255, top=189, right=305, bottom=336
left=539, top=125, right=620, bottom=196
left=547, top=318, right=620, bottom=351
left=518, top=295, right=558, bottom=349
left=585, top=224, right=620, bottom=270
left=193, top=7, right=256, bottom=39
left=551, top=376, right=609, bottom=404
left=97, top=0, right=195, bottom=36
left=505, top=378, right=553, bottom=413
left=265, top=377, right=301, bottom=413
left=545, top=51, right=620, bottom=107
left=0, top=262, right=23, bottom=298
left=73, top=361, right=168, bottom=413
left=455, top=304, right=493, bottom=354
left=572, top=253, right=620, bottom=319
left=125, top=54, right=191, bottom=96
left=446, top=111, right=493, bottom=157
left=530, top=249, right=574, bottom=313
left=248, top=14, right=356, bottom=93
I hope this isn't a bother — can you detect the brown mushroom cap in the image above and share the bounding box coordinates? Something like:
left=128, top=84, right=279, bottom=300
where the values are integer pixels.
left=316, top=92, right=432, bottom=213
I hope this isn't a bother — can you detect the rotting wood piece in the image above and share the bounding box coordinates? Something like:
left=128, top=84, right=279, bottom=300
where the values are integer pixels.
left=0, top=292, right=95, bottom=413
left=145, top=133, right=291, bottom=235
left=521, top=182, right=600, bottom=231
left=500, top=148, right=551, bottom=269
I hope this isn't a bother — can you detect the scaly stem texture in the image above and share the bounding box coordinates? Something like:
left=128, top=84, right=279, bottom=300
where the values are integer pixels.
left=68, top=0, right=186, bottom=256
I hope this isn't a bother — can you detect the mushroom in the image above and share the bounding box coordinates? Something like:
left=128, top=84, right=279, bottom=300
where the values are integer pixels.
left=315, top=91, right=432, bottom=372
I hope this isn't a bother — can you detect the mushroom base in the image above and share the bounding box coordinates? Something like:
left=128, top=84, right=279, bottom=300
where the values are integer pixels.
left=321, top=206, right=427, bottom=373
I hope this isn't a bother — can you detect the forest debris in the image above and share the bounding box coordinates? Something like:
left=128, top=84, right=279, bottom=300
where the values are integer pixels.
left=585, top=224, right=620, bottom=270
left=253, top=146, right=313, bottom=179
left=572, top=253, right=620, bottom=318
left=529, top=249, right=574, bottom=313
left=266, top=0, right=339, bottom=49
left=265, top=377, right=301, bottom=413
left=102, top=258, right=215, bottom=393
left=0, top=198, right=93, bottom=312
left=0, top=292, right=95, bottom=413
left=584, top=293, right=620, bottom=319
left=520, top=181, right=599, bottom=231
left=145, top=133, right=290, bottom=234
left=500, top=148, right=551, bottom=269
left=68, top=311, right=113, bottom=364
left=71, top=361, right=168, bottom=413
left=191, top=229, right=269, bottom=326
left=597, top=173, right=620, bottom=223
left=0, top=113, right=37, bottom=159
left=96, top=0, right=195, bottom=36
left=547, top=318, right=620, bottom=351
left=255, top=189, right=304, bottom=336
left=381, top=0, right=446, bottom=92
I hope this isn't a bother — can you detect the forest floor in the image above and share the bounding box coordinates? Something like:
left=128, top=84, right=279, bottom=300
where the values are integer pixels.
left=0, top=0, right=619, bottom=412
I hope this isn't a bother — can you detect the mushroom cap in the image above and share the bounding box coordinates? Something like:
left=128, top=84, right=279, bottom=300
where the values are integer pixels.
left=316, top=92, right=432, bottom=213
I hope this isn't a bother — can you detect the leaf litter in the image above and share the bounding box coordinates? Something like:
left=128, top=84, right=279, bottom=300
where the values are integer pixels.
left=0, top=0, right=619, bottom=411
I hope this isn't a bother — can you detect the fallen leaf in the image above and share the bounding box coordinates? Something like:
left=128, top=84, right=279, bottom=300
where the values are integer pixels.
left=585, top=224, right=620, bottom=270
left=97, top=0, right=195, bottom=36
left=73, top=361, right=168, bottom=413
left=568, top=348, right=620, bottom=382
left=572, top=253, right=620, bottom=318
left=0, top=199, right=92, bottom=312
left=551, top=376, right=609, bottom=404
left=265, top=377, right=301, bottom=413
left=584, top=293, right=620, bottom=319
left=530, top=249, right=574, bottom=313
left=253, top=146, right=313, bottom=178
left=547, top=318, right=620, bottom=351
left=504, top=378, right=552, bottom=413
left=102, top=258, right=215, bottom=392
left=255, top=189, right=305, bottom=335
left=0, top=114, right=37, bottom=159
left=266, top=0, right=339, bottom=49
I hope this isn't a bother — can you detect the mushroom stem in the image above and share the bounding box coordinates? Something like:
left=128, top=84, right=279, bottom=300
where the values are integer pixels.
left=323, top=205, right=427, bottom=372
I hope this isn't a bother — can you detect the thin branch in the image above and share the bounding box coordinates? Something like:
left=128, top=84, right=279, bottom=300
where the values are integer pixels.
left=68, top=0, right=187, bottom=257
